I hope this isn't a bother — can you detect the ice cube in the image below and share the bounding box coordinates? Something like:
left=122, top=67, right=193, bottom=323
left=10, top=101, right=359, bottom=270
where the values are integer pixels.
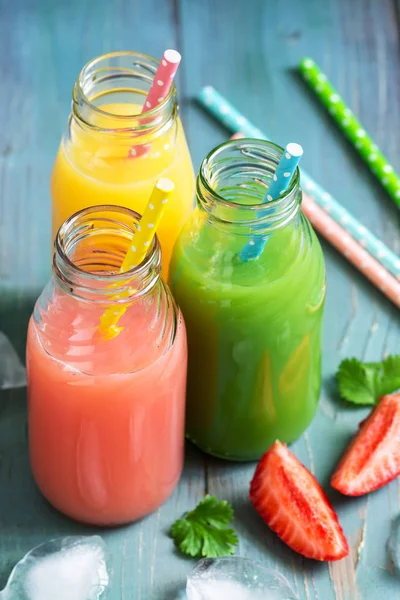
left=1, top=536, right=110, bottom=600
left=0, top=331, right=26, bottom=389
left=187, top=578, right=266, bottom=600
left=186, top=557, right=297, bottom=600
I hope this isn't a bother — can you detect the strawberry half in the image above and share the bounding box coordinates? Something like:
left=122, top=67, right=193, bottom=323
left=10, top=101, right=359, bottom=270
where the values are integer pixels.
left=250, top=441, right=348, bottom=561
left=331, top=392, right=400, bottom=496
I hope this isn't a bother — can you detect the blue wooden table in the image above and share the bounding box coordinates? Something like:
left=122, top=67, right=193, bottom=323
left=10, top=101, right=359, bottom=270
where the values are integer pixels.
left=0, top=0, right=399, bottom=598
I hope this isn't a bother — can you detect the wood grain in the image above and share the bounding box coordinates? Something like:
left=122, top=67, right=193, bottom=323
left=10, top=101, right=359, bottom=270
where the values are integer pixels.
left=0, top=0, right=399, bottom=598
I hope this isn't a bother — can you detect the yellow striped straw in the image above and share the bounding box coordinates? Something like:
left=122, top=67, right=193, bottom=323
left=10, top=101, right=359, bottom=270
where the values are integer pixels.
left=99, top=178, right=175, bottom=340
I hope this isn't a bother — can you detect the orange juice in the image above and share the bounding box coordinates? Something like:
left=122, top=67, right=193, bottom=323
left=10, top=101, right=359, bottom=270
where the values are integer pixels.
left=27, top=206, right=187, bottom=525
left=51, top=52, right=195, bottom=278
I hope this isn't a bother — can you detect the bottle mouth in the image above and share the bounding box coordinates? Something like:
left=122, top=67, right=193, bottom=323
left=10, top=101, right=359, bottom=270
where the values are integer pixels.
left=74, top=51, right=177, bottom=131
left=54, top=205, right=161, bottom=301
left=197, top=139, right=300, bottom=232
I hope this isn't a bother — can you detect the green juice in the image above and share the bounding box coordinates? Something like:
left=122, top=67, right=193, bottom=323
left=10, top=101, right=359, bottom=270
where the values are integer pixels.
left=169, top=206, right=325, bottom=461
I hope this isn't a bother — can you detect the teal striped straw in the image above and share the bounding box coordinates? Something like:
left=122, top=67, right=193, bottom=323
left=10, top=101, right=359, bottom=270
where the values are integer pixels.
left=240, top=143, right=303, bottom=261
left=197, top=86, right=400, bottom=279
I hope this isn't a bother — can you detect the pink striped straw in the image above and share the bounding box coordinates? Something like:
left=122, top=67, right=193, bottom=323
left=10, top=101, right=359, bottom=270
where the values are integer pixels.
left=142, top=49, right=181, bottom=112
left=129, top=49, right=181, bottom=158
left=230, top=134, right=400, bottom=309
left=230, top=132, right=245, bottom=140
left=302, top=193, right=400, bottom=309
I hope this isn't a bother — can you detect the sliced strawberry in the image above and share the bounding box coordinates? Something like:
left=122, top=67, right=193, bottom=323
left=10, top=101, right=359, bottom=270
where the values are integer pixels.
left=331, top=392, right=400, bottom=496
left=250, top=441, right=348, bottom=561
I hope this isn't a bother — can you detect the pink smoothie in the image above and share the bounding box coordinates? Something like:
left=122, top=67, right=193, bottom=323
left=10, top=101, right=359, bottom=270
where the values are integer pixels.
left=27, top=293, right=187, bottom=525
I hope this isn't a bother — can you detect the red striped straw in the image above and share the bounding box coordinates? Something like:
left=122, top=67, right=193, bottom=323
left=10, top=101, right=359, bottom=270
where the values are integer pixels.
left=142, top=49, right=181, bottom=112
left=230, top=134, right=400, bottom=309
left=130, top=49, right=181, bottom=158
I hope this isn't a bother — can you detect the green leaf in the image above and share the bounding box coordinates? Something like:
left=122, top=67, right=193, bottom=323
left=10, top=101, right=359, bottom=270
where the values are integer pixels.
left=380, top=355, right=400, bottom=396
left=170, top=495, right=238, bottom=558
left=337, top=355, right=400, bottom=406
left=201, top=526, right=238, bottom=558
left=185, top=494, right=234, bottom=528
left=337, top=358, right=378, bottom=405
left=171, top=519, right=202, bottom=557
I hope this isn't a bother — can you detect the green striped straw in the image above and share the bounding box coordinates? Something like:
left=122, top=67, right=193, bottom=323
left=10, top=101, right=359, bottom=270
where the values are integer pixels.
left=299, top=57, right=400, bottom=208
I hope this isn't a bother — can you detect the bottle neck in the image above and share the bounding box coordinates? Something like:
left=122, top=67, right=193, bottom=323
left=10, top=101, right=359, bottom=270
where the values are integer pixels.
left=54, top=206, right=162, bottom=303
left=196, top=139, right=301, bottom=236
left=72, top=51, right=178, bottom=138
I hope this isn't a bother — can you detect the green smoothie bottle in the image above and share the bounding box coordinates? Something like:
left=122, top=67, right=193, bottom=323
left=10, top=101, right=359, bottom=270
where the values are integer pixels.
left=169, top=139, right=326, bottom=461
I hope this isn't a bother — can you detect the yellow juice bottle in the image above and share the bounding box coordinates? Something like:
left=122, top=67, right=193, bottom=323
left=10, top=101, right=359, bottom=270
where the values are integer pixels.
left=51, top=51, right=195, bottom=278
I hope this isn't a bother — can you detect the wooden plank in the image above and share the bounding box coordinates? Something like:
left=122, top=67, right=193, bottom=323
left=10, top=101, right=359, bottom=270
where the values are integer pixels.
left=0, top=0, right=399, bottom=598
left=179, top=0, right=400, bottom=598
left=0, top=1, right=206, bottom=599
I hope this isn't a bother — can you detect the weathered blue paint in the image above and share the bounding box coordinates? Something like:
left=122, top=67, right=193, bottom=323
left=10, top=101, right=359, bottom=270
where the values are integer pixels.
left=0, top=0, right=399, bottom=598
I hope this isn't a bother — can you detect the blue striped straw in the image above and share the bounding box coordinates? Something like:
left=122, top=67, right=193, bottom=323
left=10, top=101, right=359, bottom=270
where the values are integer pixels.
left=198, top=86, right=265, bottom=138
left=197, top=86, right=400, bottom=279
left=240, top=143, right=303, bottom=261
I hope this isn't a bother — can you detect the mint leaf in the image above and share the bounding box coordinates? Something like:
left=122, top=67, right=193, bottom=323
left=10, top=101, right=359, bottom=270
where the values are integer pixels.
left=201, top=527, right=238, bottom=558
left=381, top=355, right=400, bottom=396
left=171, top=495, right=238, bottom=558
left=337, top=355, right=400, bottom=406
left=337, top=358, right=378, bottom=405
left=171, top=519, right=202, bottom=557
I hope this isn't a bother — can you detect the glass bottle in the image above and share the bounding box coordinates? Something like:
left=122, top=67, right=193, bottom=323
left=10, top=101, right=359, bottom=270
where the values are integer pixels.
left=27, top=206, right=187, bottom=525
left=51, top=51, right=195, bottom=278
left=169, top=139, right=326, bottom=461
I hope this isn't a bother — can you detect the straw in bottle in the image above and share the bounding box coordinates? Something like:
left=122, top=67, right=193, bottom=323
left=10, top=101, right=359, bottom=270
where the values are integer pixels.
left=239, top=143, right=303, bottom=262
left=143, top=49, right=181, bottom=111
left=99, top=178, right=175, bottom=339
left=129, top=50, right=182, bottom=158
